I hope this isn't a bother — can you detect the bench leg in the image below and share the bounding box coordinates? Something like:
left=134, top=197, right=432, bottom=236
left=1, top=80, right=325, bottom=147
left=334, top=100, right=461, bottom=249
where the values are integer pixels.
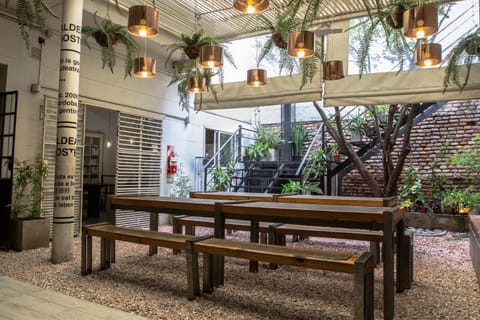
left=369, top=241, right=380, bottom=265
left=401, top=232, right=414, bottom=290
left=354, top=252, right=374, bottom=320
left=81, top=228, right=91, bottom=275
left=149, top=213, right=158, bottom=256
left=185, top=225, right=196, bottom=236
left=100, top=238, right=111, bottom=270
left=202, top=253, right=214, bottom=293
left=249, top=220, right=259, bottom=273
left=268, top=225, right=279, bottom=270
left=185, top=240, right=200, bottom=300
left=172, top=217, right=183, bottom=255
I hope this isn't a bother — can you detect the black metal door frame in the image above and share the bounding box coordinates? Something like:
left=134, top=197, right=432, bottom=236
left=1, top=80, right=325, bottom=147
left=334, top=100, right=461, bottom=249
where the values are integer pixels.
left=0, top=91, right=18, bottom=249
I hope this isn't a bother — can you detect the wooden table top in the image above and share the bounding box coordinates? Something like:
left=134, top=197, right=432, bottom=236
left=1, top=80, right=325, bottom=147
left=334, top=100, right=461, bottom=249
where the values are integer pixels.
left=190, top=191, right=276, bottom=201
left=220, top=201, right=403, bottom=224
left=276, top=194, right=397, bottom=207
left=110, top=196, right=232, bottom=213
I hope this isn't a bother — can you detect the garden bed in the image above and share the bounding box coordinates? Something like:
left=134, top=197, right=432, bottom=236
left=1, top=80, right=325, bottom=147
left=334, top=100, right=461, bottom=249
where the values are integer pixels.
left=405, top=212, right=470, bottom=232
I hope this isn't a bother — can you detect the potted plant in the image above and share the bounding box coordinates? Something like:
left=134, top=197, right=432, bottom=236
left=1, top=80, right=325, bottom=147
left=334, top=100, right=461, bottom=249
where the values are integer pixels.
left=443, top=27, right=480, bottom=92
left=346, top=114, right=366, bottom=143
left=16, top=0, right=58, bottom=49
left=170, top=164, right=192, bottom=199
left=303, top=147, right=328, bottom=181
left=291, top=123, right=307, bottom=159
left=256, top=125, right=281, bottom=161
left=82, top=13, right=139, bottom=78
left=10, top=155, right=49, bottom=251
left=281, top=180, right=302, bottom=194
left=210, top=166, right=231, bottom=191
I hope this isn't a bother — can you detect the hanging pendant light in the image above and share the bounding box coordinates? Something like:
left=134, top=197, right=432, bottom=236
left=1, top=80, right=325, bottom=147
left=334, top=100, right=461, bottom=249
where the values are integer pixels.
left=322, top=60, right=344, bottom=80
left=199, top=45, right=224, bottom=68
left=233, top=0, right=269, bottom=14
left=128, top=5, right=159, bottom=37
left=415, top=43, right=441, bottom=67
left=187, top=76, right=206, bottom=93
left=403, top=6, right=438, bottom=39
left=247, top=68, right=267, bottom=87
left=288, top=31, right=315, bottom=58
left=133, top=57, right=156, bottom=78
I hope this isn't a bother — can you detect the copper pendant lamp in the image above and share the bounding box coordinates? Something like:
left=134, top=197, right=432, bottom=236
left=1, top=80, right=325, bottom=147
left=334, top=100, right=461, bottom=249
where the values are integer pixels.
left=187, top=76, right=206, bottom=93
left=415, top=43, right=441, bottom=67
left=287, top=31, right=315, bottom=58
left=133, top=57, right=156, bottom=78
left=233, top=0, right=269, bottom=14
left=128, top=5, right=159, bottom=37
left=199, top=45, right=224, bottom=68
left=403, top=6, right=438, bottom=39
left=322, top=60, right=344, bottom=80
left=247, top=68, right=267, bottom=87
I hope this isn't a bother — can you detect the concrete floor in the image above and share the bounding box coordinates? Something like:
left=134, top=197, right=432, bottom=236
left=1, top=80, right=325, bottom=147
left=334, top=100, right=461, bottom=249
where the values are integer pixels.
left=0, top=275, right=148, bottom=320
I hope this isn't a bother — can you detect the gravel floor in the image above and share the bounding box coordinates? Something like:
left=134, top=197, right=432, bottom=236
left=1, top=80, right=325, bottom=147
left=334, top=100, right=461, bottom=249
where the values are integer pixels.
left=0, top=227, right=479, bottom=320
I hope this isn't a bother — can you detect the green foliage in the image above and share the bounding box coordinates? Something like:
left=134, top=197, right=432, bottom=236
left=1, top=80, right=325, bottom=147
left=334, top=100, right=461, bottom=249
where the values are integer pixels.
left=256, top=125, right=281, bottom=149
left=16, top=0, right=58, bottom=49
left=346, top=114, right=366, bottom=134
left=304, top=147, right=328, bottom=179
left=292, top=123, right=307, bottom=157
left=399, top=166, right=424, bottom=208
left=210, top=166, right=231, bottom=191
left=11, top=155, right=48, bottom=219
left=426, top=139, right=450, bottom=202
left=450, top=135, right=480, bottom=184
left=244, top=142, right=270, bottom=161
left=82, top=14, right=138, bottom=78
left=281, top=180, right=302, bottom=194
left=171, top=165, right=191, bottom=198
left=443, top=27, right=480, bottom=92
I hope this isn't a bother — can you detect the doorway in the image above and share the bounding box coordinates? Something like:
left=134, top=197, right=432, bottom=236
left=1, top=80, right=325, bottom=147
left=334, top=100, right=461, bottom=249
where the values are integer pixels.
left=204, top=128, right=234, bottom=167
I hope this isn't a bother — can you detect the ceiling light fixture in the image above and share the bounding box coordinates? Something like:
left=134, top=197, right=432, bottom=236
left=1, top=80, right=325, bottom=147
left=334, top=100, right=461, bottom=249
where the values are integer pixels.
left=322, top=60, right=344, bottom=80
left=233, top=0, right=269, bottom=14
left=403, top=6, right=438, bottom=39
left=127, top=5, right=159, bottom=37
left=247, top=68, right=267, bottom=87
left=287, top=31, right=315, bottom=58
left=133, top=38, right=156, bottom=78
left=187, top=76, right=206, bottom=93
left=415, top=42, right=441, bottom=67
left=199, top=45, right=224, bottom=68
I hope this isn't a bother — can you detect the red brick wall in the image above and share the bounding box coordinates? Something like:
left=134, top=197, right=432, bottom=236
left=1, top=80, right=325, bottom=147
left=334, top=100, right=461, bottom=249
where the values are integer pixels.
left=340, top=100, right=480, bottom=197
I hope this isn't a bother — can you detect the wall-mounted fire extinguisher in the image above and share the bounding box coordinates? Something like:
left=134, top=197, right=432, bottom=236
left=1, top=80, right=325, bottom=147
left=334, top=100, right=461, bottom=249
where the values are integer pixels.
left=166, top=145, right=177, bottom=183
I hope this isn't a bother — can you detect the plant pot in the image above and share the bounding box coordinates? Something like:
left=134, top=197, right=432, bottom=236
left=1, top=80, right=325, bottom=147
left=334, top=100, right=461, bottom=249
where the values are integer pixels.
left=10, top=218, right=49, bottom=251
left=386, top=8, right=404, bottom=29
left=94, top=31, right=117, bottom=47
left=351, top=132, right=363, bottom=143
left=184, top=45, right=200, bottom=59
left=264, top=148, right=279, bottom=161
left=272, top=33, right=287, bottom=49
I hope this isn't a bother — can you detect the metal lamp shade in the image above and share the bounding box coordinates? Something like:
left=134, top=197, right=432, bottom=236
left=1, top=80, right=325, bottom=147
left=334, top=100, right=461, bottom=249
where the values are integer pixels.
left=415, top=43, right=441, bottom=67
left=322, top=60, right=344, bottom=80
left=199, top=45, right=224, bottom=68
left=128, top=5, right=159, bottom=37
left=287, top=31, right=315, bottom=58
left=187, top=76, right=206, bottom=93
left=133, top=57, right=156, bottom=78
left=233, top=0, right=269, bottom=13
left=403, top=6, right=438, bottom=39
left=247, top=68, right=267, bottom=87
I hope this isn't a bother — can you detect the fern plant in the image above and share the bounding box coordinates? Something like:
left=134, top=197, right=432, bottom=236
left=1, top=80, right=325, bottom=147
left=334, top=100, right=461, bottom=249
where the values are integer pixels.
left=82, top=14, right=138, bottom=78
left=16, top=0, right=58, bottom=49
left=443, top=27, right=480, bottom=92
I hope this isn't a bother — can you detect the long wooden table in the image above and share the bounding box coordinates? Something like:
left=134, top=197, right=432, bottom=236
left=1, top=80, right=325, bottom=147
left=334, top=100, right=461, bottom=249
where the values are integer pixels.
left=215, top=201, right=405, bottom=320
left=108, top=194, right=404, bottom=320
left=190, top=191, right=277, bottom=201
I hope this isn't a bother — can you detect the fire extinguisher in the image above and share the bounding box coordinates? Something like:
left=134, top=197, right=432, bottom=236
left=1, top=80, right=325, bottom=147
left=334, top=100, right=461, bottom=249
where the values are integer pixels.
left=167, top=145, right=177, bottom=183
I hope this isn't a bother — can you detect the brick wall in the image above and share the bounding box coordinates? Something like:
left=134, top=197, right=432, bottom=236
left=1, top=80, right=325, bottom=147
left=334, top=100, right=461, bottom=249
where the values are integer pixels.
left=340, top=100, right=480, bottom=197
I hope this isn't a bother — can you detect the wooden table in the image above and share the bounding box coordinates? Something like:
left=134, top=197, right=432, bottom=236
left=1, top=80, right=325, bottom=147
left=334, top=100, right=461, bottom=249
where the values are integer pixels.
left=190, top=191, right=277, bottom=202
left=215, top=201, right=405, bottom=320
left=275, top=194, right=398, bottom=207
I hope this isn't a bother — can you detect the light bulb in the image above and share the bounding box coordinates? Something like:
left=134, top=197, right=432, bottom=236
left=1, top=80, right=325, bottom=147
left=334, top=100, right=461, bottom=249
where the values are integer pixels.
left=141, top=71, right=149, bottom=77
left=247, top=6, right=255, bottom=13
left=416, top=29, right=425, bottom=38
left=106, top=141, right=112, bottom=148
left=207, top=61, right=215, bottom=68
left=252, top=81, right=261, bottom=87
left=423, top=59, right=432, bottom=67
left=139, top=28, right=148, bottom=37
left=297, top=50, right=305, bottom=58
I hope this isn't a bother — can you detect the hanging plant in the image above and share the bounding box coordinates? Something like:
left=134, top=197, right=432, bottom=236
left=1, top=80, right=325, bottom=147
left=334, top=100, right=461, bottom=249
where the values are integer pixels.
left=16, top=0, right=58, bottom=49
left=82, top=13, right=138, bottom=78
left=443, top=27, right=480, bottom=92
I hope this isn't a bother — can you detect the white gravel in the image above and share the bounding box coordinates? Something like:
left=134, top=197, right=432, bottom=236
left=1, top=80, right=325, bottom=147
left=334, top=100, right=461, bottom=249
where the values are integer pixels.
left=0, top=227, right=478, bottom=320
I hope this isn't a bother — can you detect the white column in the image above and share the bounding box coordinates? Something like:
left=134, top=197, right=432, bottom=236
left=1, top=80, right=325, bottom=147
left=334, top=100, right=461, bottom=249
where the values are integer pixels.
left=51, top=0, right=83, bottom=263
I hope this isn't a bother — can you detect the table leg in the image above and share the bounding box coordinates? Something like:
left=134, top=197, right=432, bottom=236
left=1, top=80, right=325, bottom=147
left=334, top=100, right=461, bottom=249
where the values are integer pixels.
left=106, top=200, right=116, bottom=263
left=383, top=213, right=394, bottom=320
left=214, top=203, right=225, bottom=287
left=396, top=219, right=407, bottom=293
left=149, top=212, right=158, bottom=256
left=249, top=220, right=259, bottom=273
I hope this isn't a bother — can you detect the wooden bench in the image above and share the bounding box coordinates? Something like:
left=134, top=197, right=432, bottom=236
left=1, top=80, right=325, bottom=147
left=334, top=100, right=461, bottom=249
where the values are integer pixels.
left=271, top=224, right=414, bottom=288
left=81, top=223, right=205, bottom=300
left=188, top=237, right=374, bottom=320
left=172, top=215, right=274, bottom=243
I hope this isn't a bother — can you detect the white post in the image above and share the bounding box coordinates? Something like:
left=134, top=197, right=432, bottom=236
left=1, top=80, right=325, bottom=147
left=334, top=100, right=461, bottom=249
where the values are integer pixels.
left=51, top=0, right=83, bottom=263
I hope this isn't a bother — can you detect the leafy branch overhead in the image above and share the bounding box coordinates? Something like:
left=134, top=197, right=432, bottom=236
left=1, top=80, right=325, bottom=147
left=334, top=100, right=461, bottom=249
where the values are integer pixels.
left=82, top=14, right=138, bottom=78
left=16, top=0, right=58, bottom=49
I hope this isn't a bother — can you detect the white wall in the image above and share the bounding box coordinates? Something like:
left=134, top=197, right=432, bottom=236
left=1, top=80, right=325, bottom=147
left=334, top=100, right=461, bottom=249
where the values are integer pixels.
left=0, top=14, right=253, bottom=213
